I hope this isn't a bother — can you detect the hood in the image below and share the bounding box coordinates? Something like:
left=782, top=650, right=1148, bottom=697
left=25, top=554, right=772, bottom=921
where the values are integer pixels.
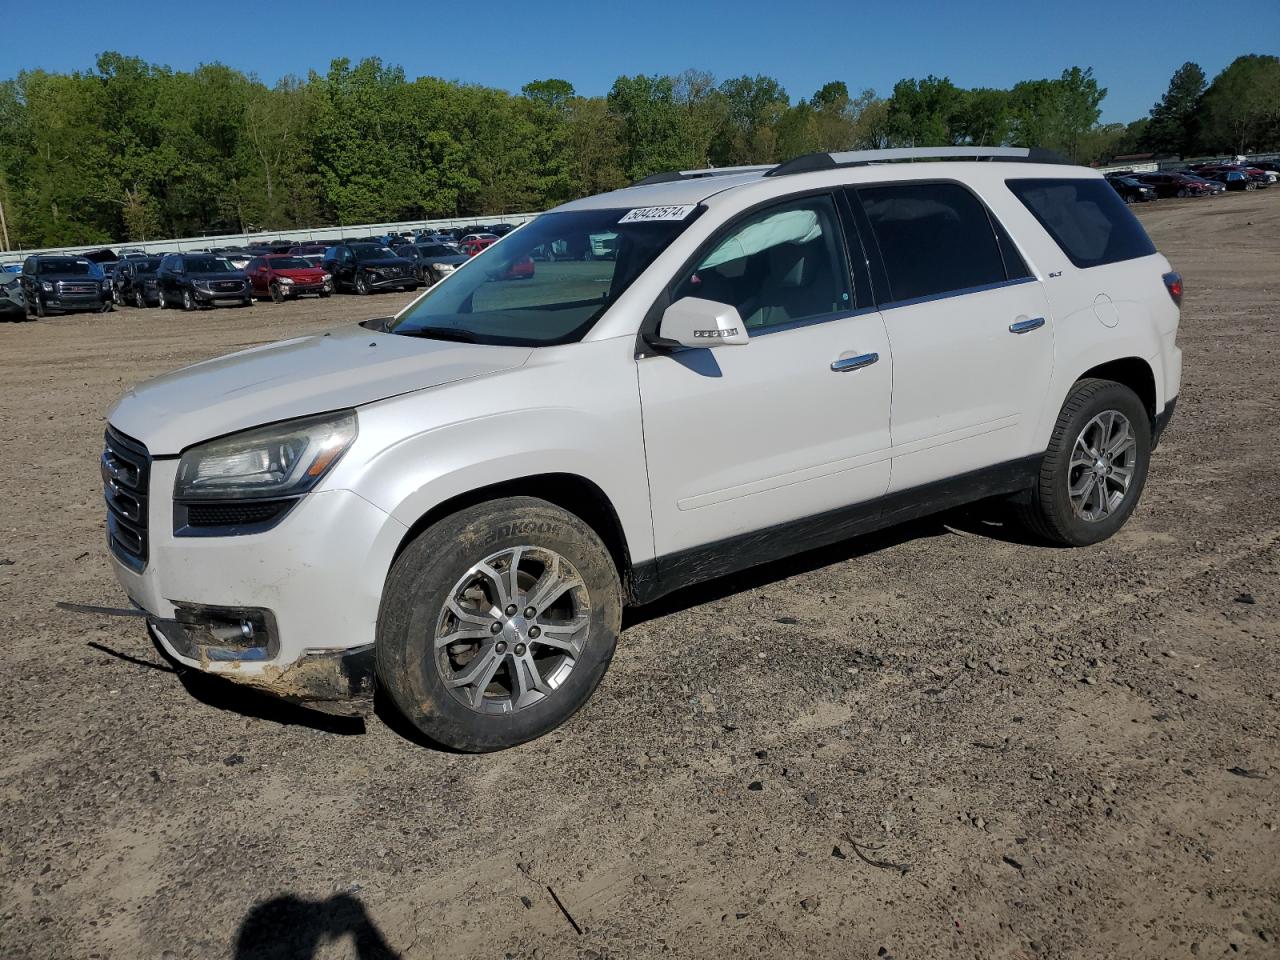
left=107, top=323, right=533, bottom=454
left=426, top=254, right=469, bottom=266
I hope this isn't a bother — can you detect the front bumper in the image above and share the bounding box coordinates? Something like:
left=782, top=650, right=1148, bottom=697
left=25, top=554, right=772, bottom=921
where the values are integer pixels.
left=193, top=285, right=250, bottom=303
left=108, top=458, right=408, bottom=706
left=47, top=295, right=106, bottom=311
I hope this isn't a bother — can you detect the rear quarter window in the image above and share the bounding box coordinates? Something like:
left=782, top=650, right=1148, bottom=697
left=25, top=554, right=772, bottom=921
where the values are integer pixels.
left=1006, top=178, right=1156, bottom=269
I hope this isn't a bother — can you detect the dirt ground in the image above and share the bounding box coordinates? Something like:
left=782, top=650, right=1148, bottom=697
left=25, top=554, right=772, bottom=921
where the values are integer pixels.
left=2, top=192, right=1279, bottom=960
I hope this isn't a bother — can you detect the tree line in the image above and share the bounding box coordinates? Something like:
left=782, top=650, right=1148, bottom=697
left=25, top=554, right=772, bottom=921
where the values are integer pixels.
left=0, top=52, right=1276, bottom=250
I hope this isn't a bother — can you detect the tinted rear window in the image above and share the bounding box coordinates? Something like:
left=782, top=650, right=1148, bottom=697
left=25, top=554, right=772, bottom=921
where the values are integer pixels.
left=854, top=182, right=1008, bottom=302
left=1007, top=178, right=1156, bottom=268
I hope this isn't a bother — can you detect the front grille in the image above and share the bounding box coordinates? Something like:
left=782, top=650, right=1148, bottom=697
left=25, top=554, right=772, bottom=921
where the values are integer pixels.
left=184, top=500, right=291, bottom=528
left=59, top=280, right=100, bottom=297
left=103, top=427, right=151, bottom=570
left=212, top=280, right=244, bottom=292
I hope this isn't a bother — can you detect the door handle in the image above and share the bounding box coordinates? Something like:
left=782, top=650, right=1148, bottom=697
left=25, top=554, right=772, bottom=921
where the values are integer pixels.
left=1009, top=317, right=1045, bottom=334
left=830, top=352, right=879, bottom=372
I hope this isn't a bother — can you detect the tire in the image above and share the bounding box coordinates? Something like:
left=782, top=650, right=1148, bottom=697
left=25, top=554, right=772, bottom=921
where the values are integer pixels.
left=182, top=289, right=195, bottom=312
left=157, top=288, right=168, bottom=310
left=99, top=300, right=113, bottom=313
left=377, top=497, right=622, bottom=752
left=1017, top=378, right=1152, bottom=547
left=34, top=295, right=46, bottom=318
left=319, top=289, right=331, bottom=299
left=1177, top=188, right=1189, bottom=198
left=134, top=288, right=147, bottom=309
left=270, top=283, right=284, bottom=304
left=355, top=274, right=370, bottom=296
left=113, top=285, right=123, bottom=306
left=241, top=298, right=253, bottom=307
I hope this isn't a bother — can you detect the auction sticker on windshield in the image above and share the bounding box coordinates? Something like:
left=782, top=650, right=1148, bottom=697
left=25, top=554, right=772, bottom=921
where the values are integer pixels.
left=619, top=205, right=697, bottom=223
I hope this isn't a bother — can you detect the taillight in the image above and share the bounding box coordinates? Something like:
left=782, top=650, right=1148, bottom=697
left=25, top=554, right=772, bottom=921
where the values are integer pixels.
left=1163, top=271, right=1183, bottom=307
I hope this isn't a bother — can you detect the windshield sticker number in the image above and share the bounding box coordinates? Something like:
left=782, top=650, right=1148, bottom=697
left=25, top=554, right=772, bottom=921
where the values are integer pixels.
left=619, top=205, right=696, bottom=224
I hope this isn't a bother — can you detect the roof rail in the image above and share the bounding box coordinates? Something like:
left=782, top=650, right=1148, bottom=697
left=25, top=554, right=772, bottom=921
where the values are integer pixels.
left=765, top=146, right=1070, bottom=177
left=632, top=164, right=775, bottom=186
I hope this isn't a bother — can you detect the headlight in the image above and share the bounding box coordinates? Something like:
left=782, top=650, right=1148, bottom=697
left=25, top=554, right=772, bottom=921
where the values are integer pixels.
left=278, top=276, right=294, bottom=284
left=322, top=273, right=332, bottom=281
left=193, top=279, right=210, bottom=289
left=436, top=263, right=456, bottom=274
left=42, top=281, right=54, bottom=292
left=174, top=411, right=357, bottom=501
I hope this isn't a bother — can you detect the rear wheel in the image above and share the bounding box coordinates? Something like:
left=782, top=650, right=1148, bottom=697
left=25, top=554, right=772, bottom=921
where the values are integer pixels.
left=377, top=497, right=622, bottom=752
left=1018, top=379, right=1151, bottom=546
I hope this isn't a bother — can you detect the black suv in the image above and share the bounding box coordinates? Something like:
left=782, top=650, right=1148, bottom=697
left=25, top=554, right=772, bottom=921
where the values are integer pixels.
left=19, top=256, right=112, bottom=317
left=110, top=256, right=164, bottom=308
left=321, top=243, right=418, bottom=295
left=155, top=253, right=252, bottom=310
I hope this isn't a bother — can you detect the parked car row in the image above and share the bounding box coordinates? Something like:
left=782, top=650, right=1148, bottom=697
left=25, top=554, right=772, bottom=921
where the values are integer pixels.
left=1105, top=161, right=1276, bottom=203
left=3, top=224, right=531, bottom=319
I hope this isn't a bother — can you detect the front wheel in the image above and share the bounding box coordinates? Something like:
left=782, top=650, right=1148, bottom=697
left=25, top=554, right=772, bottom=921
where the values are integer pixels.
left=134, top=288, right=147, bottom=309
left=1018, top=379, right=1151, bottom=546
left=182, top=289, right=195, bottom=311
left=355, top=274, right=370, bottom=295
left=377, top=497, right=622, bottom=752
left=113, top=286, right=124, bottom=306
left=34, top=295, right=46, bottom=318
left=1177, top=188, right=1189, bottom=198
left=270, top=283, right=284, bottom=303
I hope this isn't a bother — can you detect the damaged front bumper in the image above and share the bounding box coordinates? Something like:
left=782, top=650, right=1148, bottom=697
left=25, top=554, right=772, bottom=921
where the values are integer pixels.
left=147, top=604, right=376, bottom=715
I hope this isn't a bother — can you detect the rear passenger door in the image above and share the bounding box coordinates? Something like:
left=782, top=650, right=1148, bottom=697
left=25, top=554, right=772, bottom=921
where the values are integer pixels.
left=850, top=181, right=1054, bottom=492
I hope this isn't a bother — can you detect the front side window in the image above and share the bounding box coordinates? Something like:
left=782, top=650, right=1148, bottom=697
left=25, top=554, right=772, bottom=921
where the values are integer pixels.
left=391, top=207, right=703, bottom=346
left=1007, top=178, right=1156, bottom=269
left=671, top=195, right=851, bottom=331
left=854, top=182, right=1007, bottom=303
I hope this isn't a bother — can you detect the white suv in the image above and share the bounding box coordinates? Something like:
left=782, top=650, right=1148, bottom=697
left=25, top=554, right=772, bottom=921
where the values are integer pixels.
left=103, top=147, right=1181, bottom=751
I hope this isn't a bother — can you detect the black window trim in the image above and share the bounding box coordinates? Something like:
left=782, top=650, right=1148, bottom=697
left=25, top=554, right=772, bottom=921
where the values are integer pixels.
left=636, top=188, right=869, bottom=358
left=848, top=178, right=1039, bottom=312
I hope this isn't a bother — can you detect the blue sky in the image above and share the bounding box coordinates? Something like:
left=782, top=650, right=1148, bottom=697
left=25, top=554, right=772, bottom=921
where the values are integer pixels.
left=10, top=0, right=1276, bottom=125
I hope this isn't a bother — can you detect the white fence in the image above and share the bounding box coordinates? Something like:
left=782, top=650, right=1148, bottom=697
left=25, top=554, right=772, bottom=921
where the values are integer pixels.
left=0, top=212, right=541, bottom=262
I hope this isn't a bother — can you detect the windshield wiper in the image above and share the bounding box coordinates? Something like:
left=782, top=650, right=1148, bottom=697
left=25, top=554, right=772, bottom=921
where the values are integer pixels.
left=394, top=326, right=480, bottom=343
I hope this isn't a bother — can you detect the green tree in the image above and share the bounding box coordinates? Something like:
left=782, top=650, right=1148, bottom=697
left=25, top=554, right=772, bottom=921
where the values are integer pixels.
left=1009, top=67, right=1105, bottom=161
left=1144, top=62, right=1206, bottom=156
left=607, top=74, right=696, bottom=181
left=1198, top=55, right=1280, bottom=154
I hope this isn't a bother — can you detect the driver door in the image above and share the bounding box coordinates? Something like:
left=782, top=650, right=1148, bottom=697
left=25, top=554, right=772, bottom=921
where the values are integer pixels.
left=637, top=194, right=893, bottom=559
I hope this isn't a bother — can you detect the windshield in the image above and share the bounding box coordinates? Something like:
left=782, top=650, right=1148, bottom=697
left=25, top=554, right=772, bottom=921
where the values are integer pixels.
left=40, top=259, right=97, bottom=275
left=185, top=257, right=233, bottom=273
left=267, top=257, right=312, bottom=270
left=352, top=246, right=396, bottom=262
left=391, top=206, right=703, bottom=346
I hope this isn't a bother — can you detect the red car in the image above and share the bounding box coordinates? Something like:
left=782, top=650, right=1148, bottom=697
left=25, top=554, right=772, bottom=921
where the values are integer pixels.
left=247, top=255, right=332, bottom=302
left=503, top=256, right=535, bottom=280
left=459, top=234, right=499, bottom=257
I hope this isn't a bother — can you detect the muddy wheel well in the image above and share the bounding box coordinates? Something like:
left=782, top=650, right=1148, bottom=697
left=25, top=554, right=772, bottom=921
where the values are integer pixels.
left=1078, top=357, right=1157, bottom=421
left=392, top=473, right=633, bottom=591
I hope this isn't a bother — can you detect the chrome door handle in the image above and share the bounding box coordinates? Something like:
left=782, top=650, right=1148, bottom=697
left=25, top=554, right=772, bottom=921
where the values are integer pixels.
left=830, top=352, right=879, bottom=372
left=1009, top=317, right=1045, bottom=334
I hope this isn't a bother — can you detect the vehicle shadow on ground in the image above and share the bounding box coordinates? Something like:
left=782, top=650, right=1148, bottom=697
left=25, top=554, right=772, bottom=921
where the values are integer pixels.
left=179, top=671, right=367, bottom=736
left=234, top=893, right=400, bottom=959
left=624, top=497, right=1048, bottom=627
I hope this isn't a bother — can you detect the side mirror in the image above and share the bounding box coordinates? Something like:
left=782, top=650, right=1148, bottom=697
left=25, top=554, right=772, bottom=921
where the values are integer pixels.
left=656, top=297, right=750, bottom=348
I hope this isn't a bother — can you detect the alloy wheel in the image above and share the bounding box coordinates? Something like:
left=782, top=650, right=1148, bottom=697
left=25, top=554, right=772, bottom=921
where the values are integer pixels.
left=434, top=546, right=591, bottom=715
left=1068, top=410, right=1137, bottom=522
